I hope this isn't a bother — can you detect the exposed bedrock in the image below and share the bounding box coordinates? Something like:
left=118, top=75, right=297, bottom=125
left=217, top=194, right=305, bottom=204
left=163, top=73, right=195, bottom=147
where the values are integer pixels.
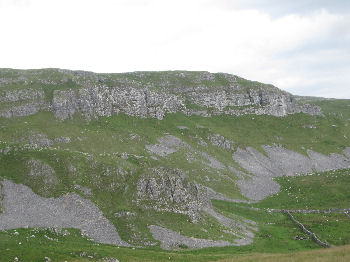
left=0, top=88, right=49, bottom=118
left=136, top=167, right=208, bottom=221
left=52, top=86, right=185, bottom=120
left=146, top=135, right=226, bottom=170
left=51, top=85, right=322, bottom=120
left=234, top=146, right=350, bottom=201
left=1, top=70, right=322, bottom=119
left=136, top=167, right=257, bottom=247
left=0, top=179, right=129, bottom=247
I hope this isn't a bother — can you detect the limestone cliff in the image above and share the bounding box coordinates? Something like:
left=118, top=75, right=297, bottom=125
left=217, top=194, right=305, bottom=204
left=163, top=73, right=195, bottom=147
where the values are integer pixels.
left=0, top=69, right=322, bottom=120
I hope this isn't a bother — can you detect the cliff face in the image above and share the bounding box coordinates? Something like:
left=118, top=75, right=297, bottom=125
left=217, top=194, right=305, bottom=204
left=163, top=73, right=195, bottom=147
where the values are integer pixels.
left=0, top=69, right=322, bottom=120
left=0, top=88, right=48, bottom=118
left=52, top=86, right=184, bottom=120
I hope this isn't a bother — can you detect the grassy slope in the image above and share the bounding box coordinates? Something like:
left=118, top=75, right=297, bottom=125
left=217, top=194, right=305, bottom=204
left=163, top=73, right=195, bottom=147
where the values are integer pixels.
left=1, top=111, right=350, bottom=260
left=219, top=244, right=350, bottom=262
left=1, top=70, right=350, bottom=260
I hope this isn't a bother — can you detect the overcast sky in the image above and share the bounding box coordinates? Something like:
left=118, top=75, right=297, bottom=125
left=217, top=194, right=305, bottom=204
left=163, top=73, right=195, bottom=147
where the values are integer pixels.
left=1, top=0, right=349, bottom=98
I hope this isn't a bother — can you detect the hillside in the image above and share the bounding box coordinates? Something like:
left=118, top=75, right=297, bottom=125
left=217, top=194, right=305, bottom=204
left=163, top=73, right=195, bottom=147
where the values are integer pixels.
left=0, top=68, right=350, bottom=261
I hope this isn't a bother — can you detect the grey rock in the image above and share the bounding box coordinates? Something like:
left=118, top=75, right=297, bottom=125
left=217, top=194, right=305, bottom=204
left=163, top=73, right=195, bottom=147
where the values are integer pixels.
left=0, top=88, right=48, bottom=118
left=236, top=177, right=281, bottom=201
left=114, top=211, right=136, bottom=218
left=201, top=152, right=225, bottom=170
left=188, top=87, right=322, bottom=117
left=148, top=225, right=233, bottom=249
left=102, top=258, right=119, bottom=262
left=197, top=137, right=208, bottom=147
left=54, top=136, right=71, bottom=144
left=263, top=145, right=314, bottom=175
left=208, top=134, right=234, bottom=151
left=0, top=88, right=44, bottom=103
left=146, top=135, right=225, bottom=170
left=0, top=179, right=129, bottom=246
left=52, top=86, right=185, bottom=120
left=205, top=186, right=254, bottom=204
left=203, top=207, right=256, bottom=241
left=233, top=146, right=350, bottom=200
left=146, top=135, right=190, bottom=157
left=26, top=134, right=52, bottom=147
left=26, top=159, right=58, bottom=193
left=136, top=167, right=207, bottom=221
left=1, top=69, right=323, bottom=120
left=73, top=182, right=92, bottom=196
left=136, top=167, right=257, bottom=243
left=307, top=150, right=350, bottom=172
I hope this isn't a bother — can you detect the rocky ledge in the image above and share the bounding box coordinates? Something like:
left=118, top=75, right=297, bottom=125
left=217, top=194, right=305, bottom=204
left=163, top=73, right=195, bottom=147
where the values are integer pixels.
left=0, top=69, right=322, bottom=120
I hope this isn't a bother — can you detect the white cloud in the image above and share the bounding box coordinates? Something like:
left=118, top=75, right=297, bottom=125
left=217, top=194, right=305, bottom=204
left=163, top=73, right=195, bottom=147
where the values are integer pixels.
left=0, top=0, right=349, bottom=98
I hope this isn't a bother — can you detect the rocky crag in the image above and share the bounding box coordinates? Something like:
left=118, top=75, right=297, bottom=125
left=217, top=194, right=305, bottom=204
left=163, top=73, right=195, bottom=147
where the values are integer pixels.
left=0, top=69, right=322, bottom=120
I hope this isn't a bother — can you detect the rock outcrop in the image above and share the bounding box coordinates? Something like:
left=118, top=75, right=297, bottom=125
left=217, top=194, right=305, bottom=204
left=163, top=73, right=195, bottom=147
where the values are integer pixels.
left=52, top=86, right=184, bottom=120
left=136, top=167, right=208, bottom=221
left=0, top=69, right=322, bottom=120
left=208, top=133, right=235, bottom=151
left=0, top=88, right=48, bottom=118
left=26, top=159, right=58, bottom=195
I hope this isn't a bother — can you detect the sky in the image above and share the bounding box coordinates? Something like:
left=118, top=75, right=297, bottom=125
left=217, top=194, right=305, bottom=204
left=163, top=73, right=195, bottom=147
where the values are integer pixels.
left=0, top=0, right=349, bottom=98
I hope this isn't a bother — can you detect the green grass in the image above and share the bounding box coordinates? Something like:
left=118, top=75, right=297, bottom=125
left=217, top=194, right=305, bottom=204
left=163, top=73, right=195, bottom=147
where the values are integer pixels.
left=255, top=169, right=350, bottom=210
left=1, top=69, right=350, bottom=260
left=313, top=99, right=350, bottom=119
left=1, top=109, right=350, bottom=249
left=293, top=213, right=350, bottom=246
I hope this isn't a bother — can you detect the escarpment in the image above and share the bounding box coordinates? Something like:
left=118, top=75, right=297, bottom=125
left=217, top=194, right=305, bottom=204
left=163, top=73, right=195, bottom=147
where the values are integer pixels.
left=0, top=69, right=322, bottom=120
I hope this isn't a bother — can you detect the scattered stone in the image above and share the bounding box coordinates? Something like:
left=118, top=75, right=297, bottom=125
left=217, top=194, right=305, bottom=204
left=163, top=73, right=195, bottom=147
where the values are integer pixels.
left=145, top=135, right=190, bottom=157
left=294, top=235, right=308, bottom=240
left=54, top=137, right=71, bottom=144
left=102, top=258, right=119, bottom=262
left=121, top=152, right=128, bottom=160
left=201, top=152, right=225, bottom=170
left=303, top=125, right=317, bottom=129
left=114, top=211, right=136, bottom=218
left=26, top=133, right=52, bottom=147
left=233, top=146, right=350, bottom=200
left=197, top=137, right=208, bottom=147
left=148, top=225, right=232, bottom=249
left=207, top=134, right=234, bottom=151
left=26, top=159, right=58, bottom=195
left=129, top=133, right=140, bottom=140
left=0, top=179, right=129, bottom=247
left=73, top=182, right=92, bottom=196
